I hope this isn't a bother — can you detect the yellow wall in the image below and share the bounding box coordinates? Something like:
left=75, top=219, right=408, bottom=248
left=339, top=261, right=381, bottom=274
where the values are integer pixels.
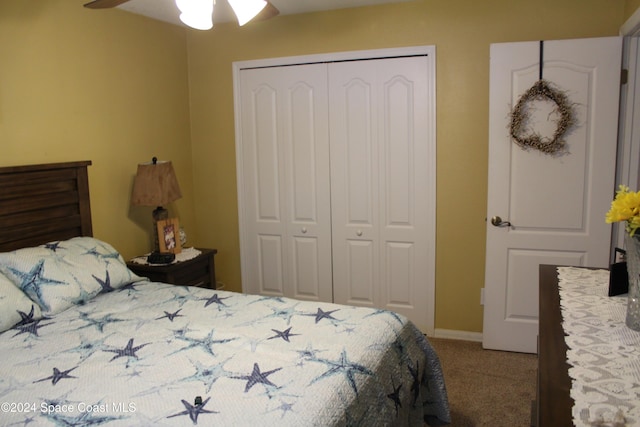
left=187, top=0, right=625, bottom=333
left=0, top=0, right=196, bottom=260
left=1, top=0, right=633, bottom=334
left=628, top=0, right=640, bottom=19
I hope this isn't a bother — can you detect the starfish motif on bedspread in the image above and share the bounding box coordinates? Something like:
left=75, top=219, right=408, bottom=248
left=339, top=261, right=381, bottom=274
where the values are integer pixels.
left=387, top=378, right=403, bottom=415
left=34, top=366, right=78, bottom=385
left=116, top=281, right=142, bottom=297
left=295, top=344, right=326, bottom=366
left=14, top=304, right=38, bottom=326
left=63, top=334, right=113, bottom=363
left=171, top=329, right=236, bottom=357
left=265, top=304, right=302, bottom=325
left=12, top=318, right=53, bottom=338
left=266, top=399, right=296, bottom=419
left=310, top=349, right=373, bottom=395
left=202, top=293, right=230, bottom=309
left=8, top=260, right=67, bottom=312
left=85, top=247, right=121, bottom=261
left=268, top=327, right=300, bottom=343
left=156, top=309, right=183, bottom=322
left=304, top=307, right=341, bottom=324
left=160, top=288, right=202, bottom=307
left=365, top=308, right=404, bottom=325
left=250, top=295, right=287, bottom=305
left=92, top=270, right=114, bottom=293
left=408, top=359, right=421, bottom=407
left=75, top=311, right=124, bottom=333
left=234, top=363, right=282, bottom=393
left=181, top=357, right=233, bottom=392
left=42, top=399, right=122, bottom=425
left=44, top=241, right=62, bottom=251
left=167, top=397, right=217, bottom=424
left=103, top=338, right=149, bottom=367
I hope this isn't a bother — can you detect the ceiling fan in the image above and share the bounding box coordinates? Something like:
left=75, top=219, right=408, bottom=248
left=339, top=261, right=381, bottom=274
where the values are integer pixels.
left=83, top=0, right=280, bottom=30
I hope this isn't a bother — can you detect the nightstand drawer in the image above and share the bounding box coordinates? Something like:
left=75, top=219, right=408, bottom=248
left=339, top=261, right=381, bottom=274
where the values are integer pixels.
left=127, top=248, right=217, bottom=289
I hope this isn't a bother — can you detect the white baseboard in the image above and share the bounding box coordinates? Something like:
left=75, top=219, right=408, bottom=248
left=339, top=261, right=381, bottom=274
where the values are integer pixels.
left=432, top=328, right=483, bottom=342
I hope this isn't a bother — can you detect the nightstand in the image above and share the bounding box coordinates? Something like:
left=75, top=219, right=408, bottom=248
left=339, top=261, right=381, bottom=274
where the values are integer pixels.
left=127, top=248, right=217, bottom=289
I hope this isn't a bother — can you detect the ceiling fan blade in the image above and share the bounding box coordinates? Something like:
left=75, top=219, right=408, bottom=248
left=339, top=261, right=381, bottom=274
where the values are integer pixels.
left=83, top=0, right=131, bottom=9
left=252, top=1, right=279, bottom=22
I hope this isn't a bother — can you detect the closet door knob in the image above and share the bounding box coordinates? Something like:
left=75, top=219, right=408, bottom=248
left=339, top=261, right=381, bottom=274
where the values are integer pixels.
left=301, top=227, right=307, bottom=234
left=356, top=230, right=363, bottom=236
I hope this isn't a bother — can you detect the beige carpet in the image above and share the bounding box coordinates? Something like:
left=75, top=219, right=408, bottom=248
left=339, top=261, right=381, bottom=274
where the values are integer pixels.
left=429, top=338, right=537, bottom=427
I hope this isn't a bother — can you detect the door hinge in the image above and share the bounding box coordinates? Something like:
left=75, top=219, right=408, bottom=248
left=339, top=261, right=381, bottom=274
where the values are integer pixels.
left=621, top=68, right=629, bottom=85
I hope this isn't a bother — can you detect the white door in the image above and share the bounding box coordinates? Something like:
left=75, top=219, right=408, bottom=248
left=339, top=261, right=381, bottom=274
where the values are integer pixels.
left=329, top=56, right=436, bottom=334
left=237, top=64, right=333, bottom=302
left=483, top=37, right=622, bottom=353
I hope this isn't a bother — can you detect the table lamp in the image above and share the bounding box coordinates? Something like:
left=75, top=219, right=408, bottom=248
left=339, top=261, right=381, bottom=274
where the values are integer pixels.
left=131, top=157, right=182, bottom=254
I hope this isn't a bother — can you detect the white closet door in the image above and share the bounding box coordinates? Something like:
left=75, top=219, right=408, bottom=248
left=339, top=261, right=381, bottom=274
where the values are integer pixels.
left=237, top=64, right=333, bottom=302
left=329, top=56, right=435, bottom=333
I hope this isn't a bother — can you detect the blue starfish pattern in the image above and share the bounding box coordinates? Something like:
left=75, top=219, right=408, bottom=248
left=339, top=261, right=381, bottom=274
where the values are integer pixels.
left=12, top=318, right=53, bottom=337
left=387, top=378, right=403, bottom=415
left=408, top=359, right=421, bottom=406
left=250, top=296, right=286, bottom=305
left=305, top=307, right=340, bottom=324
left=202, top=293, right=230, bottom=309
left=365, top=308, right=404, bottom=325
left=167, top=397, right=217, bottom=424
left=172, top=329, right=236, bottom=357
left=63, top=334, right=112, bottom=363
left=34, top=366, right=78, bottom=385
left=181, top=358, right=233, bottom=392
left=157, top=288, right=202, bottom=307
left=268, top=327, right=299, bottom=342
left=92, top=270, right=114, bottom=293
left=75, top=311, right=124, bottom=333
left=156, top=309, right=183, bottom=322
left=14, top=304, right=38, bottom=326
left=84, top=246, right=121, bottom=261
left=44, top=241, right=62, bottom=251
left=8, top=260, right=67, bottom=312
left=104, top=338, right=149, bottom=366
left=235, top=363, right=282, bottom=393
left=42, top=399, right=122, bottom=425
left=266, top=304, right=302, bottom=325
left=310, top=349, right=373, bottom=395
left=295, top=344, right=326, bottom=367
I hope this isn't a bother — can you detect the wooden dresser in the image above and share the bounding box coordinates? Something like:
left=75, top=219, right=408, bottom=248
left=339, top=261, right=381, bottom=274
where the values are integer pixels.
left=537, top=264, right=574, bottom=426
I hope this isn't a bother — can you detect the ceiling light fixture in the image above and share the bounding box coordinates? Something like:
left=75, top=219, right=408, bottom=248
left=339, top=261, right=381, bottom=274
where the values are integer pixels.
left=84, top=0, right=279, bottom=30
left=228, top=0, right=267, bottom=26
left=175, top=0, right=214, bottom=31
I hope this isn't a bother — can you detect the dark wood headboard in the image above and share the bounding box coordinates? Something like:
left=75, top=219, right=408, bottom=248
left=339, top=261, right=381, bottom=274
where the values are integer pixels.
left=0, top=161, right=92, bottom=252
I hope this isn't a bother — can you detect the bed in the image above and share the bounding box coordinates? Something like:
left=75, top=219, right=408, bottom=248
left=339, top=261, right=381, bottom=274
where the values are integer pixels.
left=0, top=161, right=450, bottom=426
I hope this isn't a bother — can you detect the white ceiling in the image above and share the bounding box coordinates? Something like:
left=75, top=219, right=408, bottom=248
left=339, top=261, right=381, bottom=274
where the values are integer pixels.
left=118, top=0, right=414, bottom=27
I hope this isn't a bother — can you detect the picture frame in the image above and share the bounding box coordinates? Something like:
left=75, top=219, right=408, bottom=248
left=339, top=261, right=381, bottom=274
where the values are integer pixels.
left=157, top=217, right=182, bottom=254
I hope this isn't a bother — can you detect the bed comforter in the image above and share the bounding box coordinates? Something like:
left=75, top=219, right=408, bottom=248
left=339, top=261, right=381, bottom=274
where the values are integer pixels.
left=0, top=238, right=449, bottom=426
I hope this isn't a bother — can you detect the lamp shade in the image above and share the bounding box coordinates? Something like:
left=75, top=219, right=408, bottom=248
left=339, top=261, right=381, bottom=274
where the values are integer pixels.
left=131, top=159, right=182, bottom=207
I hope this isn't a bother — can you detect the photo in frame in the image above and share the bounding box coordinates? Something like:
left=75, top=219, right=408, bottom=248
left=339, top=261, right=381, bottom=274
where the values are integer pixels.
left=157, top=218, right=182, bottom=254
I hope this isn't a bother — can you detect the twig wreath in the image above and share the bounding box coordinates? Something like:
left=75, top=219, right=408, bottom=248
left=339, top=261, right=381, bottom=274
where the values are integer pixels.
left=509, top=79, right=575, bottom=155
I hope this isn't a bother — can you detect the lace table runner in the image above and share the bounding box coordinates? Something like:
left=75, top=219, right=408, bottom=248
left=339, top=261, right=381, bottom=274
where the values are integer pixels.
left=557, top=266, right=640, bottom=426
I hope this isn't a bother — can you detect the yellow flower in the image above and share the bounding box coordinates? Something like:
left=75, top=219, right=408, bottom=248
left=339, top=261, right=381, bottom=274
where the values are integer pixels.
left=606, top=185, right=640, bottom=235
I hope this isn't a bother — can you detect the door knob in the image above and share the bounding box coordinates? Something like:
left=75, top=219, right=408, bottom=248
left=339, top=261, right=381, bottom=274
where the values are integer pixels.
left=491, top=216, right=512, bottom=227
left=301, top=227, right=307, bottom=234
left=356, top=230, right=363, bottom=236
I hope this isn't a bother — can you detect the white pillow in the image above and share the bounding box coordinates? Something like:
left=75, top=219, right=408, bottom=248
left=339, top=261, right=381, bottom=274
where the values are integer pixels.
left=0, top=271, right=42, bottom=333
left=0, top=237, right=144, bottom=315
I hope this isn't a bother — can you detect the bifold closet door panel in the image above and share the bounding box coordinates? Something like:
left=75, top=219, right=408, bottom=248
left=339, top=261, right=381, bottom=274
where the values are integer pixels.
left=237, top=64, right=333, bottom=302
left=328, top=56, right=434, bottom=330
